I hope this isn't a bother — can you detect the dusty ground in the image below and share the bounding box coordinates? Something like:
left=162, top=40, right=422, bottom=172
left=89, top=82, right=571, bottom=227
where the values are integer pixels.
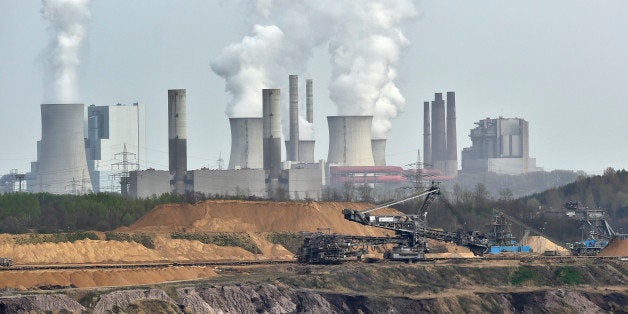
left=0, top=266, right=217, bottom=290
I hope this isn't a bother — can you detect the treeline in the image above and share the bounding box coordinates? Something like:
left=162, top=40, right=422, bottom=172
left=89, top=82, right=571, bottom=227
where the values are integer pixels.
left=0, top=193, right=183, bottom=233
left=396, top=168, right=627, bottom=243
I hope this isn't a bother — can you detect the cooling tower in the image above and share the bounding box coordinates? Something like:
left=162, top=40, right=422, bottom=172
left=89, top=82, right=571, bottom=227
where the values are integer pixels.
left=168, top=89, right=187, bottom=195
left=263, top=89, right=282, bottom=178
left=423, top=101, right=432, bottom=167
left=327, top=116, right=374, bottom=166
left=371, top=139, right=387, bottom=166
left=288, top=75, right=299, bottom=161
left=228, top=118, right=263, bottom=169
left=36, top=104, right=92, bottom=194
left=306, top=79, right=313, bottom=123
left=431, top=93, right=446, bottom=172
left=298, top=140, right=315, bottom=163
left=446, top=91, right=458, bottom=177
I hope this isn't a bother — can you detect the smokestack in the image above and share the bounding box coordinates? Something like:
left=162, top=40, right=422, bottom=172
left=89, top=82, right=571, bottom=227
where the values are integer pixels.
left=446, top=91, right=458, bottom=177
left=36, top=104, right=93, bottom=194
left=431, top=93, right=446, bottom=172
left=423, top=101, right=432, bottom=167
left=327, top=116, right=374, bottom=166
left=288, top=75, right=299, bottom=161
left=228, top=118, right=263, bottom=169
left=306, top=79, right=313, bottom=123
left=263, top=89, right=282, bottom=178
left=371, top=139, right=387, bottom=166
left=168, top=89, right=187, bottom=195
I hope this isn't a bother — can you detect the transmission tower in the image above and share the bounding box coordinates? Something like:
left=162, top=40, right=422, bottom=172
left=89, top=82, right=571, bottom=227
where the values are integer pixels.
left=111, top=144, right=139, bottom=195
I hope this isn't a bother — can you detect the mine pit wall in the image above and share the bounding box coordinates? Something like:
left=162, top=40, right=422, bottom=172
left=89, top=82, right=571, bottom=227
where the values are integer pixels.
left=1, top=262, right=625, bottom=313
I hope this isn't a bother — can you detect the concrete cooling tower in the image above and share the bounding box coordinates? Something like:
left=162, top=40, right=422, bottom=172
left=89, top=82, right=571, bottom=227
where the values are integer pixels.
left=327, top=116, right=374, bottom=166
left=228, top=118, right=263, bottom=169
left=36, top=104, right=92, bottom=194
left=371, top=139, right=387, bottom=166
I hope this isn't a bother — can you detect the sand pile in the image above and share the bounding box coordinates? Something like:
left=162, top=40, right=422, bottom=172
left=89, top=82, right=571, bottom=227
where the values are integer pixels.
left=0, top=239, right=163, bottom=264
left=598, top=238, right=628, bottom=257
left=0, top=266, right=216, bottom=289
left=522, top=236, right=569, bottom=254
left=125, top=200, right=397, bottom=236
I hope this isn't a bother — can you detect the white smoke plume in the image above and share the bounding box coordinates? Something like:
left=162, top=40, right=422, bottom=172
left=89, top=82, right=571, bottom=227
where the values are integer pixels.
left=41, top=0, right=91, bottom=103
left=212, top=0, right=416, bottom=139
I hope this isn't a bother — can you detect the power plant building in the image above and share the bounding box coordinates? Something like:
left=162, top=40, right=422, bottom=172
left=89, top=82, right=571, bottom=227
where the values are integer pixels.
left=86, top=103, right=145, bottom=193
left=128, top=169, right=171, bottom=199
left=461, top=117, right=538, bottom=175
left=187, top=169, right=266, bottom=198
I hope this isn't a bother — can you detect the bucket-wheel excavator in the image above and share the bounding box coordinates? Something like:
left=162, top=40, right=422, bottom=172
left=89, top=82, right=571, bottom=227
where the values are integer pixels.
left=298, top=184, right=489, bottom=263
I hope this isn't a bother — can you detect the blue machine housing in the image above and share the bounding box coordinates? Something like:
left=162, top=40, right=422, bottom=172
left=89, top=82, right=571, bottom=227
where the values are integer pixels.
left=488, top=245, right=532, bottom=254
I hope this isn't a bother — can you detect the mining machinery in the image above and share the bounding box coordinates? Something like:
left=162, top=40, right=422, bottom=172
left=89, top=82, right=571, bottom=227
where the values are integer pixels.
left=298, top=184, right=490, bottom=263
left=563, top=201, right=619, bottom=255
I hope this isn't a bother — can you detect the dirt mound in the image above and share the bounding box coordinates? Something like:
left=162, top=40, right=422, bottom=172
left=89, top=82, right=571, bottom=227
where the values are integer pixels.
left=0, top=266, right=217, bottom=289
left=0, top=239, right=163, bottom=264
left=522, top=236, right=570, bottom=254
left=126, top=200, right=397, bottom=236
left=598, top=238, right=628, bottom=257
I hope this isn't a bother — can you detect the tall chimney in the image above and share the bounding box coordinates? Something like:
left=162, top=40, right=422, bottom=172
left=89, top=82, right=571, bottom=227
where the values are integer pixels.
left=263, top=89, right=282, bottom=178
left=423, top=101, right=432, bottom=167
left=431, top=93, right=446, bottom=172
left=288, top=75, right=299, bottom=162
left=306, top=79, right=313, bottom=123
left=446, top=91, right=458, bottom=177
left=168, top=89, right=187, bottom=195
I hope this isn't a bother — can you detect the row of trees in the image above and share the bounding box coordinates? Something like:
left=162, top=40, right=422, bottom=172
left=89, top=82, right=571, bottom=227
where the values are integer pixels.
left=0, top=193, right=183, bottom=233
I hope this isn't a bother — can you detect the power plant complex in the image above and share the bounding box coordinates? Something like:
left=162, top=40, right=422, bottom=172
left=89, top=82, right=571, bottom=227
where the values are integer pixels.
left=5, top=75, right=541, bottom=198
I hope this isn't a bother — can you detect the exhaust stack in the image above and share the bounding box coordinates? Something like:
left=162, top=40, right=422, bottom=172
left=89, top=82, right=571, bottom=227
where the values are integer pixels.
left=263, top=89, right=282, bottom=178
left=446, top=91, right=458, bottom=177
left=431, top=93, right=446, bottom=172
left=288, top=75, right=299, bottom=162
left=423, top=101, right=432, bottom=167
left=306, top=79, right=313, bottom=123
left=168, top=89, right=187, bottom=195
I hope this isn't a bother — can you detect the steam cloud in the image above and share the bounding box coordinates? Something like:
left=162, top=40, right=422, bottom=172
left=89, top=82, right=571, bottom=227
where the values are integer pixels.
left=41, top=0, right=91, bottom=103
left=212, top=0, right=416, bottom=139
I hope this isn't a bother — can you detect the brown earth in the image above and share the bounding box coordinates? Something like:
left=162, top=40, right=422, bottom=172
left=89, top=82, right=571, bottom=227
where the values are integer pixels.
left=598, top=238, right=628, bottom=257
left=122, top=200, right=397, bottom=236
left=0, top=266, right=216, bottom=289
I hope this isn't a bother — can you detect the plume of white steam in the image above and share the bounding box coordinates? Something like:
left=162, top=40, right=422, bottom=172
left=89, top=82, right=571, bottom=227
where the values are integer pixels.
left=211, top=25, right=284, bottom=117
left=41, top=0, right=91, bottom=103
left=213, top=0, right=416, bottom=139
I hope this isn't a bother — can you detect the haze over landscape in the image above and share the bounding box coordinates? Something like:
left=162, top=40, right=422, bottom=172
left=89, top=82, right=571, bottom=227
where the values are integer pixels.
left=0, top=1, right=626, bottom=175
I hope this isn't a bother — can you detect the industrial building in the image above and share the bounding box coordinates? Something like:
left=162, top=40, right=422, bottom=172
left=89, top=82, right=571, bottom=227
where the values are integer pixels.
left=85, top=103, right=146, bottom=193
left=461, top=117, right=538, bottom=175
left=30, top=104, right=93, bottom=194
left=423, top=92, right=458, bottom=178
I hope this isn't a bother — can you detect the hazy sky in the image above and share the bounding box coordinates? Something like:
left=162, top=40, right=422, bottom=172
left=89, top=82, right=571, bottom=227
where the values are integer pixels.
left=1, top=1, right=626, bottom=175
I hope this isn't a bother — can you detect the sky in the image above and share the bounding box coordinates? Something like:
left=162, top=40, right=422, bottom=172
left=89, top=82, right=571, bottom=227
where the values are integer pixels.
left=0, top=0, right=626, bottom=176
